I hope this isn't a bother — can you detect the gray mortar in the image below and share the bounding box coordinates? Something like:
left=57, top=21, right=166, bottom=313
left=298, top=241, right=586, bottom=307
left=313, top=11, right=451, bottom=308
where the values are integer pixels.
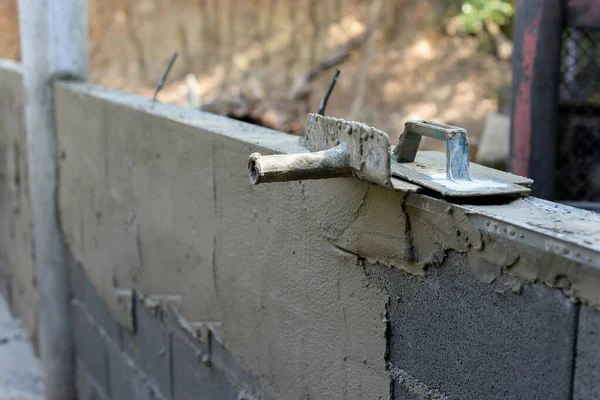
left=52, top=78, right=600, bottom=310
left=404, top=194, right=600, bottom=310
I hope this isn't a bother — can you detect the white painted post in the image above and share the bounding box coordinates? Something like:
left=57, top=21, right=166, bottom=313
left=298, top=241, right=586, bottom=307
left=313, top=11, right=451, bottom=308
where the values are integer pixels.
left=48, top=1, right=90, bottom=78
left=17, top=1, right=88, bottom=399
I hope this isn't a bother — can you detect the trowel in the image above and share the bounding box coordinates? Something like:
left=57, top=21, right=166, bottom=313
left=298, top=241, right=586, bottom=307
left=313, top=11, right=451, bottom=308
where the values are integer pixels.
left=248, top=114, right=532, bottom=197
left=247, top=68, right=531, bottom=198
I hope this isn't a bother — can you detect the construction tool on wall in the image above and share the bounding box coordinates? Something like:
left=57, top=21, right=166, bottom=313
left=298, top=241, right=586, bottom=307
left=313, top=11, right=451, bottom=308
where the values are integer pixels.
left=248, top=69, right=531, bottom=198
left=247, top=114, right=532, bottom=198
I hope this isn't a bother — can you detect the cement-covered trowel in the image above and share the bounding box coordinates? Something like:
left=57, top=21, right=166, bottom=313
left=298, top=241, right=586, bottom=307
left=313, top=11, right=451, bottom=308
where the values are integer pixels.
left=247, top=72, right=531, bottom=197
left=248, top=115, right=532, bottom=197
left=249, top=114, right=392, bottom=187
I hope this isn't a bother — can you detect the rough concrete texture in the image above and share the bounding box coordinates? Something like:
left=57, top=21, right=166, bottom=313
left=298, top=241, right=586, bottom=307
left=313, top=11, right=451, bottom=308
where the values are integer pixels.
left=170, top=332, right=240, bottom=400
left=0, top=58, right=595, bottom=398
left=0, top=60, right=38, bottom=348
left=48, top=76, right=600, bottom=399
left=55, top=84, right=220, bottom=329
left=54, top=83, right=392, bottom=399
left=73, top=298, right=169, bottom=400
left=574, top=306, right=600, bottom=400
left=366, top=252, right=577, bottom=399
left=0, top=294, right=43, bottom=400
left=71, top=258, right=270, bottom=400
left=405, top=194, right=600, bottom=310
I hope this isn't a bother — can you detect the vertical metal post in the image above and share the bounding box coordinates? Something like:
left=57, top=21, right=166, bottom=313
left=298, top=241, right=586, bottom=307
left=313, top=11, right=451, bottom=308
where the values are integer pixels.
left=510, top=0, right=563, bottom=199
left=17, top=1, right=88, bottom=399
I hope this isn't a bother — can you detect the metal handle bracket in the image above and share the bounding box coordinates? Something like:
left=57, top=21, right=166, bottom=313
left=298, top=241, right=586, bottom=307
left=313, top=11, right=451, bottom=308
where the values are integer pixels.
left=393, top=120, right=472, bottom=182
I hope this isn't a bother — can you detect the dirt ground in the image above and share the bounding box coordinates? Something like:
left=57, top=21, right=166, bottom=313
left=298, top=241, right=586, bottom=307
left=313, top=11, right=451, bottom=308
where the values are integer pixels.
left=1, top=0, right=512, bottom=153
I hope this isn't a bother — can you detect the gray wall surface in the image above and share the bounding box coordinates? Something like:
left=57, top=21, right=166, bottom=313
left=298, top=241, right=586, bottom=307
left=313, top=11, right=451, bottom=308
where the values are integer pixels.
left=0, top=60, right=38, bottom=348
left=366, top=253, right=577, bottom=399
left=1, top=60, right=600, bottom=399
left=54, top=81, right=391, bottom=400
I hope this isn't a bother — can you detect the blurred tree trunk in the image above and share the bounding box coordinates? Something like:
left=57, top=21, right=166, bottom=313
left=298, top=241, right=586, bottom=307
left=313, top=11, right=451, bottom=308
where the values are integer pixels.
left=382, top=0, right=405, bottom=43
left=124, top=0, right=147, bottom=81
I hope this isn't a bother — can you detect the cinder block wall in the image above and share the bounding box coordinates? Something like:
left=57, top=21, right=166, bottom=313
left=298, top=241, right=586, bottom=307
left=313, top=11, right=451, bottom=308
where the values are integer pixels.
left=1, top=60, right=600, bottom=399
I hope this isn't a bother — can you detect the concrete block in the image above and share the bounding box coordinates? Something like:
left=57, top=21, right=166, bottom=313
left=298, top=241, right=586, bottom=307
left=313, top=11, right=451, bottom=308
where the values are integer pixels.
left=69, top=258, right=84, bottom=303
left=76, top=360, right=110, bottom=400
left=73, top=304, right=110, bottom=396
left=83, top=281, right=122, bottom=345
left=162, top=307, right=209, bottom=356
left=208, top=334, right=265, bottom=400
left=0, top=61, right=37, bottom=345
left=122, top=298, right=172, bottom=398
left=574, top=306, right=600, bottom=400
left=106, top=342, right=136, bottom=400
left=392, top=381, right=423, bottom=400
left=475, top=112, right=510, bottom=170
left=162, top=307, right=264, bottom=399
left=71, top=261, right=121, bottom=343
left=171, top=332, right=239, bottom=400
left=365, top=251, right=577, bottom=400
left=107, top=339, right=168, bottom=400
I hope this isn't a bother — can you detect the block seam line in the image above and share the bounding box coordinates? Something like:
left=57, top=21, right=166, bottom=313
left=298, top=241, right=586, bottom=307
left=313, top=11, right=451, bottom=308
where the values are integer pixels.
left=569, top=302, right=581, bottom=400
left=72, top=299, right=168, bottom=400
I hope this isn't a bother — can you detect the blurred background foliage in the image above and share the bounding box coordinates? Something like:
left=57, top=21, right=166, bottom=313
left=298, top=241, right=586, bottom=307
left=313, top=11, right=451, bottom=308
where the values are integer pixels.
left=460, top=0, right=514, bottom=34
left=0, top=0, right=516, bottom=153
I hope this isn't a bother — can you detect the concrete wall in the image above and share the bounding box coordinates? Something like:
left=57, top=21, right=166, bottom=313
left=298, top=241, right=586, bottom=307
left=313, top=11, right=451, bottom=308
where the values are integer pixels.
left=1, top=60, right=600, bottom=399
left=0, top=60, right=37, bottom=347
left=54, top=79, right=391, bottom=400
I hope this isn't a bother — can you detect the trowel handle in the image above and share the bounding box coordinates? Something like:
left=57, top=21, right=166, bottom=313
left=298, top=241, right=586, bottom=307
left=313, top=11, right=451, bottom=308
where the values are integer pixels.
left=393, top=120, right=472, bottom=181
left=248, top=144, right=352, bottom=185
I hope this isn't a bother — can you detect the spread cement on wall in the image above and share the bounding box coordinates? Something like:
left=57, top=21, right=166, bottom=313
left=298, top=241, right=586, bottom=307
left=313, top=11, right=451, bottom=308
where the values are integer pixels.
left=2, top=61, right=600, bottom=399
left=53, top=83, right=393, bottom=399
left=50, top=78, right=600, bottom=399
left=0, top=60, right=38, bottom=349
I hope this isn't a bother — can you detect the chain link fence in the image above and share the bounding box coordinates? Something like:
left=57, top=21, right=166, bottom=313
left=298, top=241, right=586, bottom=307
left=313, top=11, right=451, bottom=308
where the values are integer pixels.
left=556, top=27, right=600, bottom=207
